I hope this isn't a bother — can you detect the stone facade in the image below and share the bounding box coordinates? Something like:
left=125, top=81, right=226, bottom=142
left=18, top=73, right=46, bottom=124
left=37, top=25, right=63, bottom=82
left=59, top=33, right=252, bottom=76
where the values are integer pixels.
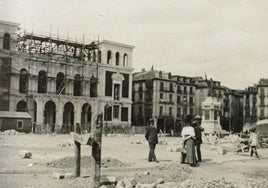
left=258, top=79, right=268, bottom=120
left=0, top=20, right=134, bottom=133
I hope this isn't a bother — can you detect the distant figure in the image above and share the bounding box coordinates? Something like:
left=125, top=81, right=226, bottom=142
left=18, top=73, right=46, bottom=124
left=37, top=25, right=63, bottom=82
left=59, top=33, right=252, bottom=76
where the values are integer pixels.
left=193, top=121, right=204, bottom=162
left=145, top=119, right=159, bottom=163
left=181, top=115, right=198, bottom=167
left=249, top=128, right=259, bottom=159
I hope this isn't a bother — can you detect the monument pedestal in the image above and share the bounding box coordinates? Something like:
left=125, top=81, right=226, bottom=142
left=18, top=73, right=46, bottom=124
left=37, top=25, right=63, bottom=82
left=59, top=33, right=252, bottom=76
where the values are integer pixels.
left=201, top=97, right=222, bottom=135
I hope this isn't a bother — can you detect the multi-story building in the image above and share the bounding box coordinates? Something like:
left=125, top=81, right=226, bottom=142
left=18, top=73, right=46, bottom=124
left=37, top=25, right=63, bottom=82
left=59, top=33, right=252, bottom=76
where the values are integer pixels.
left=258, top=79, right=268, bottom=120
left=171, top=75, right=196, bottom=128
left=132, top=68, right=177, bottom=133
left=132, top=68, right=245, bottom=134
left=221, top=89, right=243, bottom=133
left=0, top=20, right=134, bottom=133
left=239, top=86, right=258, bottom=125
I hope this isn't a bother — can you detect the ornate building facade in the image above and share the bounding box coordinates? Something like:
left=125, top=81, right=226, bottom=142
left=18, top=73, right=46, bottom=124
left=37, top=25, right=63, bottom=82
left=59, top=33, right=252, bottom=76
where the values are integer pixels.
left=0, top=20, right=134, bottom=133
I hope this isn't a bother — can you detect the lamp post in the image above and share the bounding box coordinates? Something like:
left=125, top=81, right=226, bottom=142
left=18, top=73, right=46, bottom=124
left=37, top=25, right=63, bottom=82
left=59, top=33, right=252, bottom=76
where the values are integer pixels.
left=182, top=96, right=188, bottom=127
left=104, top=102, right=109, bottom=136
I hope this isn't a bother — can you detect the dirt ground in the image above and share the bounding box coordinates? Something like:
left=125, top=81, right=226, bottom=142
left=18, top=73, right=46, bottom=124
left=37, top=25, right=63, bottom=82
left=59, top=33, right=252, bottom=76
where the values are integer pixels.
left=0, top=133, right=268, bottom=188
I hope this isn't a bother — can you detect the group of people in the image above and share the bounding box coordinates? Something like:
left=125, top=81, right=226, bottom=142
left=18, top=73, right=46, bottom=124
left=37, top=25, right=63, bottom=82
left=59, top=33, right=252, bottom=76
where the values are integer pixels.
left=180, top=115, right=203, bottom=167
left=145, top=115, right=261, bottom=167
left=145, top=115, right=204, bottom=166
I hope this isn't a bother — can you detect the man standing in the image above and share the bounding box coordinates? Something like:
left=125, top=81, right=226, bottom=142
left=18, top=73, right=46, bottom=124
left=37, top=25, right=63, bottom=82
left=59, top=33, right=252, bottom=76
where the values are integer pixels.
left=145, top=119, right=159, bottom=163
left=194, top=120, right=204, bottom=162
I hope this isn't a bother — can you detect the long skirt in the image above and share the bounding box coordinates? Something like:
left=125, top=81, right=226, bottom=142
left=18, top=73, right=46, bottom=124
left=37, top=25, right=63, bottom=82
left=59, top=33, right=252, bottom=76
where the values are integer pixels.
left=185, top=138, right=198, bottom=165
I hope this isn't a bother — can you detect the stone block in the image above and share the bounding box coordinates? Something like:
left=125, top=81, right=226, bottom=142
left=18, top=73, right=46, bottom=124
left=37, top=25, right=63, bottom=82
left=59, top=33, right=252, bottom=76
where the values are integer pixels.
left=135, top=183, right=157, bottom=188
left=52, top=172, right=64, bottom=179
left=18, top=150, right=32, bottom=159
left=64, top=173, right=74, bottom=179
left=101, top=176, right=117, bottom=185
left=217, top=147, right=227, bottom=155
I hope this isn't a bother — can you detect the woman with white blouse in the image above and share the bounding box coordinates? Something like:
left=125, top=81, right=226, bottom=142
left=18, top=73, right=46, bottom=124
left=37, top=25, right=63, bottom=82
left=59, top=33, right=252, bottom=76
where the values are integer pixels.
left=181, top=115, right=198, bottom=167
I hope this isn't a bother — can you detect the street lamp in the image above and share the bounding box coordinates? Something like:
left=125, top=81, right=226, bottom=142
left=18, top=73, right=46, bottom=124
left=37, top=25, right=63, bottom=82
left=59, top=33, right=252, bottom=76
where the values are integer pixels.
left=182, top=96, right=188, bottom=126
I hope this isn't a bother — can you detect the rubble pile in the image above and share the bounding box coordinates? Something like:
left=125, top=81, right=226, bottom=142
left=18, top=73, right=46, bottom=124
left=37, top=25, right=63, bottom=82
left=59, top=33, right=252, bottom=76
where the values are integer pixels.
left=240, top=178, right=268, bottom=188
left=57, top=140, right=74, bottom=147
left=204, top=134, right=246, bottom=154
left=199, top=177, right=236, bottom=188
left=102, top=164, right=191, bottom=188
left=0, top=129, right=25, bottom=135
left=127, top=163, right=192, bottom=185
left=47, top=156, right=130, bottom=168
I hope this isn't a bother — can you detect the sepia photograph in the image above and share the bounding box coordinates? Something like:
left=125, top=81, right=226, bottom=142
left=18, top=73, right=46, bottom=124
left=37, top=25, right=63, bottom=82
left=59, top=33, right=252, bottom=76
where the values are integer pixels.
left=0, top=0, right=268, bottom=187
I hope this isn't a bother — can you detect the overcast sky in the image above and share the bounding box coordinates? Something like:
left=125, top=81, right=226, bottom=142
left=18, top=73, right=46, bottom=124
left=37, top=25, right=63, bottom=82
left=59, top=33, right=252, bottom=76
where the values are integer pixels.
left=1, top=0, right=268, bottom=89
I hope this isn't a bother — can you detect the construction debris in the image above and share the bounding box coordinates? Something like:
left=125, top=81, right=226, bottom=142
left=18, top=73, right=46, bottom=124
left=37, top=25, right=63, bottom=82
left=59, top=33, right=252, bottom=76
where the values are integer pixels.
left=0, top=130, right=25, bottom=135
left=18, top=150, right=32, bottom=159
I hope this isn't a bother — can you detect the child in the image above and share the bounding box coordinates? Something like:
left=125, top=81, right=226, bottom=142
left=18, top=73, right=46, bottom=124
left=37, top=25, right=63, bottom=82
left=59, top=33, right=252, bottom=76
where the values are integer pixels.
left=249, top=128, right=259, bottom=159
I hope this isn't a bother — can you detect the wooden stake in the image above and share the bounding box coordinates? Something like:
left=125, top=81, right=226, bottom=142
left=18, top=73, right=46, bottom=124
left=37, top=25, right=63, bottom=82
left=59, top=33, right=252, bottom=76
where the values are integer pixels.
left=74, top=141, right=81, bottom=177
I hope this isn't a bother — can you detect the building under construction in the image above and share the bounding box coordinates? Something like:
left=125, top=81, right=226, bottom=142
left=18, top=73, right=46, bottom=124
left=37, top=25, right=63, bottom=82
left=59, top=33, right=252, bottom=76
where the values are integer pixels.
left=0, top=20, right=134, bottom=133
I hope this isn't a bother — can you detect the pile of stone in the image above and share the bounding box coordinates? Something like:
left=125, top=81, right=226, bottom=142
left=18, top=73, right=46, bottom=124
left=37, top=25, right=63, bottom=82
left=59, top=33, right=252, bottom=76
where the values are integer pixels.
left=47, top=156, right=129, bottom=169
left=206, top=134, right=245, bottom=154
left=0, top=129, right=25, bottom=135
left=57, top=139, right=74, bottom=147
left=98, top=164, right=191, bottom=188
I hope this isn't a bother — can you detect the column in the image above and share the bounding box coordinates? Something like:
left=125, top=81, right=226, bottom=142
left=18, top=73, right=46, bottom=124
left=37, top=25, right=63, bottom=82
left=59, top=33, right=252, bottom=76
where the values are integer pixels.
left=55, top=102, right=63, bottom=131
left=74, top=103, right=82, bottom=125
left=36, top=99, right=44, bottom=132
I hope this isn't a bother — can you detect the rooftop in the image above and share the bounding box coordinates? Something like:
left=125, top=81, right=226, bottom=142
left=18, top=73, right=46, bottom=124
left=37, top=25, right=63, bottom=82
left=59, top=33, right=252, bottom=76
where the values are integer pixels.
left=0, top=111, right=32, bottom=119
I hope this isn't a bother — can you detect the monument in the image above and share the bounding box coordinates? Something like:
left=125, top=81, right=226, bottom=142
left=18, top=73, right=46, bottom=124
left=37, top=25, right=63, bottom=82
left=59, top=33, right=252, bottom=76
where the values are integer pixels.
left=201, top=78, right=222, bottom=134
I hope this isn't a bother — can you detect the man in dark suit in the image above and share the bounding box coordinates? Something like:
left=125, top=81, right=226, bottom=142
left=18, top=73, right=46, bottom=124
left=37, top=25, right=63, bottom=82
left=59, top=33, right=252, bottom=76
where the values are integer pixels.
left=145, top=119, right=159, bottom=163
left=193, top=120, right=204, bottom=162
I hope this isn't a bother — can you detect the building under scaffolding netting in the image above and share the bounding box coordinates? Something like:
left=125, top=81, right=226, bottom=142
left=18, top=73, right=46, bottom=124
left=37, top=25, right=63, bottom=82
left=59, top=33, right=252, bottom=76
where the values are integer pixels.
left=0, top=20, right=134, bottom=133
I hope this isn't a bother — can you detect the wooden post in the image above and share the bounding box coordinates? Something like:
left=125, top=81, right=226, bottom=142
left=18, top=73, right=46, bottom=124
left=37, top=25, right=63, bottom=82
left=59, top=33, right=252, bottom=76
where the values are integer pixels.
left=90, top=113, right=103, bottom=188
left=74, top=141, right=81, bottom=177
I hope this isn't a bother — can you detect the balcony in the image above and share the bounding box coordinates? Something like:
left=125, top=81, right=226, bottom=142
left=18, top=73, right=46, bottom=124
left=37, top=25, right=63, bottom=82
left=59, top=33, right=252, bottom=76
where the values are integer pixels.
left=177, top=89, right=182, bottom=94
left=189, top=91, right=195, bottom=95
left=159, top=99, right=174, bottom=105
left=160, top=87, right=174, bottom=93
left=189, top=102, right=195, bottom=106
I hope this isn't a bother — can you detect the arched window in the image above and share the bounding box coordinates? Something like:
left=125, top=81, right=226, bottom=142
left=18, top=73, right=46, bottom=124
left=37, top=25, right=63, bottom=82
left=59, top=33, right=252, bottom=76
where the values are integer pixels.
left=56, top=72, right=65, bottom=95
left=107, top=50, right=112, bottom=64
left=115, top=52, right=120, bottom=66
left=38, top=70, right=47, bottom=93
left=74, top=74, right=82, bottom=96
left=123, top=53, right=128, bottom=67
left=16, top=100, right=27, bottom=112
left=3, top=33, right=10, bottom=50
left=19, top=69, right=28, bottom=93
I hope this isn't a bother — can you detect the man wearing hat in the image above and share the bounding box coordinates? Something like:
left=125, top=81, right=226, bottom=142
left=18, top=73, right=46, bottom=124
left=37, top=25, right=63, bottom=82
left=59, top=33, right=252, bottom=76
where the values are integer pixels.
left=145, top=118, right=159, bottom=163
left=193, top=120, right=204, bottom=162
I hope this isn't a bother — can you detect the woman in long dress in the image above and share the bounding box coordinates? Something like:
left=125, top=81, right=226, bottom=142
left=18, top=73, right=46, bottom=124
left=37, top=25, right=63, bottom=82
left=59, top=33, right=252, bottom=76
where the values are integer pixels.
left=181, top=115, right=198, bottom=166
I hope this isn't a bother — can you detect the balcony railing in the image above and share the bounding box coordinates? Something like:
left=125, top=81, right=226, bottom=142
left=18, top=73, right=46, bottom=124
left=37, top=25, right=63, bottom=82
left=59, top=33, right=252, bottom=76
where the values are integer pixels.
left=160, top=87, right=174, bottom=92
left=159, top=99, right=174, bottom=104
left=177, top=89, right=182, bottom=94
